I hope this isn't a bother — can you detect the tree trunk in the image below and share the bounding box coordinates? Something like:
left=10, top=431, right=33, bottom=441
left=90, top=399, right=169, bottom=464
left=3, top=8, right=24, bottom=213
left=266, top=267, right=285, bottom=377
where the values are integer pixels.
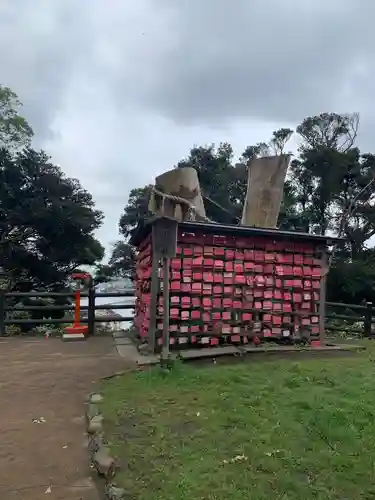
left=241, top=155, right=290, bottom=228
left=148, top=167, right=207, bottom=221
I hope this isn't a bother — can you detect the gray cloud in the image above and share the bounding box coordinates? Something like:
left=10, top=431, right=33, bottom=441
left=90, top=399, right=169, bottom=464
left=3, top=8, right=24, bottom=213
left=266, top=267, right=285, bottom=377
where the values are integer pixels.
left=0, top=0, right=95, bottom=141
left=141, top=0, right=374, bottom=125
left=1, top=0, right=375, bottom=254
left=2, top=1, right=374, bottom=139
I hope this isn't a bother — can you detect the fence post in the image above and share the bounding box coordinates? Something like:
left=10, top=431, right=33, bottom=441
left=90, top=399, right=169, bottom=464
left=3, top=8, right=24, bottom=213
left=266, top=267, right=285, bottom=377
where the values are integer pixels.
left=363, top=302, right=372, bottom=337
left=0, top=291, right=4, bottom=336
left=364, top=301, right=373, bottom=337
left=318, top=250, right=328, bottom=345
left=87, top=281, right=95, bottom=336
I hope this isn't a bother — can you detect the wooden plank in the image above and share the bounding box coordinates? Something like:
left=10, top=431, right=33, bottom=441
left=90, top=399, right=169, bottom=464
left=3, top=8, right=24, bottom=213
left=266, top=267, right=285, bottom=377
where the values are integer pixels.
left=319, top=249, right=328, bottom=344
left=179, top=346, right=241, bottom=360
left=239, top=344, right=365, bottom=353
left=161, top=257, right=170, bottom=361
left=147, top=253, right=159, bottom=354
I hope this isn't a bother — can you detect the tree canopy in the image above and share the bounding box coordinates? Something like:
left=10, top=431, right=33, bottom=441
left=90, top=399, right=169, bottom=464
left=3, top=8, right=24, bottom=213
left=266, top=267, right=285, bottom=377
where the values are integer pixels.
left=0, top=85, right=34, bottom=150
left=0, top=85, right=105, bottom=291
left=109, top=111, right=375, bottom=305
left=0, top=147, right=104, bottom=291
left=94, top=241, right=136, bottom=283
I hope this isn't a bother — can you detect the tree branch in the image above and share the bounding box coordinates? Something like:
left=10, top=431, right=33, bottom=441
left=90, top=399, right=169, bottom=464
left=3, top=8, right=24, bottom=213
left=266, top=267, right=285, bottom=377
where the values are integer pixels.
left=323, top=173, right=375, bottom=275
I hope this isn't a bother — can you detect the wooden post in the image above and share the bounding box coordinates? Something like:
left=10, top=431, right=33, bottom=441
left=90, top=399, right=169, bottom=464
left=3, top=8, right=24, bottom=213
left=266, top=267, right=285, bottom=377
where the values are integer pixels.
left=87, top=279, right=95, bottom=336
left=74, top=289, right=81, bottom=325
left=0, top=290, right=4, bottom=336
left=364, top=302, right=373, bottom=337
left=162, top=257, right=170, bottom=360
left=148, top=253, right=159, bottom=353
left=319, top=249, right=328, bottom=345
left=151, top=217, right=178, bottom=362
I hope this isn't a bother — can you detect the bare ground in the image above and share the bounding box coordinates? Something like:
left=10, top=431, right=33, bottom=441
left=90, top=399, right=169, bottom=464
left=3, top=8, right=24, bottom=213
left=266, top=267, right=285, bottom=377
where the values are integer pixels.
left=0, top=336, right=129, bottom=500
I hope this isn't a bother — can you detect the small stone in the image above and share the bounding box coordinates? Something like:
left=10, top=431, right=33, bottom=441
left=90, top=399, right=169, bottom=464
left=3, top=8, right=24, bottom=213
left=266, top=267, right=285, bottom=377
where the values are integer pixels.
left=86, top=403, right=100, bottom=421
left=115, top=337, right=133, bottom=346
left=87, top=415, right=103, bottom=434
left=32, top=416, right=46, bottom=424
left=93, top=447, right=115, bottom=478
left=90, top=393, right=103, bottom=404
left=113, top=330, right=126, bottom=339
left=138, top=343, right=149, bottom=354
left=105, top=484, right=128, bottom=499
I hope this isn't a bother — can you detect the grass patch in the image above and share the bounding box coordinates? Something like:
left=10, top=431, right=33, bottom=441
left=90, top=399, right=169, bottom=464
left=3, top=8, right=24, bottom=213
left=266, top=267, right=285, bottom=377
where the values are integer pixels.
left=101, top=341, right=375, bottom=499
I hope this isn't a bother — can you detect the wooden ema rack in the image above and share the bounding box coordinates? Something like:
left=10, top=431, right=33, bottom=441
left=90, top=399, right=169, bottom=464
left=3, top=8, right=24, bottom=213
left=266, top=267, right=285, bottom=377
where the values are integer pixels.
left=132, top=220, right=335, bottom=352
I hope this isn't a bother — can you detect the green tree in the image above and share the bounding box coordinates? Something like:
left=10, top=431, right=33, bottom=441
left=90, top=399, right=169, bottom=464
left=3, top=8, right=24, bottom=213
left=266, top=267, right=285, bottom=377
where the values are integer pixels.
left=113, top=114, right=375, bottom=306
left=284, top=112, right=375, bottom=303
left=117, top=130, right=295, bottom=237
left=0, top=85, right=34, bottom=149
left=108, top=241, right=136, bottom=279
left=95, top=241, right=136, bottom=283
left=177, top=142, right=235, bottom=219
left=288, top=113, right=361, bottom=235
left=94, top=264, right=115, bottom=284
left=112, top=134, right=295, bottom=277
left=0, top=147, right=104, bottom=291
left=119, top=186, right=152, bottom=237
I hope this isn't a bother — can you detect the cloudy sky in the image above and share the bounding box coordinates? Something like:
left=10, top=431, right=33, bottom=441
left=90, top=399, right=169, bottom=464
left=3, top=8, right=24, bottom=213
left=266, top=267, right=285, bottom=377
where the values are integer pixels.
left=1, top=0, right=374, bottom=256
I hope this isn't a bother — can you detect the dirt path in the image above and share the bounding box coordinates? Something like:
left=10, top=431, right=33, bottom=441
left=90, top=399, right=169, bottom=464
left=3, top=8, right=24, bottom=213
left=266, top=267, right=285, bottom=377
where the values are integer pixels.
left=0, top=336, right=128, bottom=499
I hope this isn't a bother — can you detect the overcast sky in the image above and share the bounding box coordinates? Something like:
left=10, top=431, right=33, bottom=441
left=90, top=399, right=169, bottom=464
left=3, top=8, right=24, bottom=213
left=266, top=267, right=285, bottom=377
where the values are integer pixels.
left=1, top=0, right=374, bottom=257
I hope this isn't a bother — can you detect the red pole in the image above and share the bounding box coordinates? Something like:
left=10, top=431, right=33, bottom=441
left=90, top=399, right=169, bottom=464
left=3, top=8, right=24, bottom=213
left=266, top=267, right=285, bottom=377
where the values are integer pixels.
left=74, top=289, right=81, bottom=326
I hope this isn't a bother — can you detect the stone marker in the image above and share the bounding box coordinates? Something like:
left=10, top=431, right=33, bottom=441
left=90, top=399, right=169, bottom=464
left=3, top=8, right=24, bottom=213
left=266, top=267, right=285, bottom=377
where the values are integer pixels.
left=90, top=393, right=103, bottom=404
left=105, top=484, right=128, bottom=499
left=87, top=414, right=103, bottom=434
left=93, top=447, right=115, bottom=478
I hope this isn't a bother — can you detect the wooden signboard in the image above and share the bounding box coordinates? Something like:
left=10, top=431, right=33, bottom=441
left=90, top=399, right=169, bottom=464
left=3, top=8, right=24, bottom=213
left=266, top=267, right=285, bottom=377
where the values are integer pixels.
left=152, top=217, right=178, bottom=259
